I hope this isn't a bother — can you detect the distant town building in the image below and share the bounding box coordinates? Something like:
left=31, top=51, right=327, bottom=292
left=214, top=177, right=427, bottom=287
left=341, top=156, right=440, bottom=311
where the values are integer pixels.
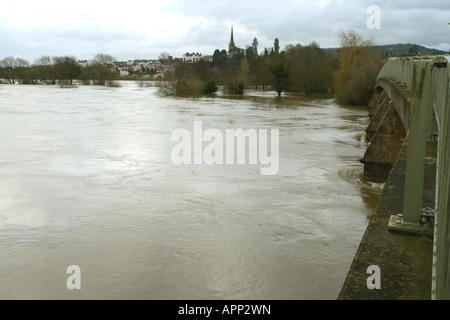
left=181, top=53, right=214, bottom=64
left=159, top=56, right=173, bottom=65
left=182, top=52, right=203, bottom=64
left=115, top=25, right=239, bottom=76
left=178, top=26, right=237, bottom=64
left=119, top=69, right=129, bottom=77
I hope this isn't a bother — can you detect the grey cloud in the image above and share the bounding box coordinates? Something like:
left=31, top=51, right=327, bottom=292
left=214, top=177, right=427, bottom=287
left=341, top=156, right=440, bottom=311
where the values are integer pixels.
left=178, top=0, right=450, bottom=51
left=0, top=0, right=449, bottom=61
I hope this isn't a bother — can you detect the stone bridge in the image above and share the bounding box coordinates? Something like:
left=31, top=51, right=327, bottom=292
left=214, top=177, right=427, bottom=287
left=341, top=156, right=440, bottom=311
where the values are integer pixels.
left=339, top=56, right=450, bottom=300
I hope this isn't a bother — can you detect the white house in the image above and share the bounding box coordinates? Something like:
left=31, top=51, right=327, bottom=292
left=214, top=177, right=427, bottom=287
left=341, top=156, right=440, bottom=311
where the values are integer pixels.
left=119, top=68, right=129, bottom=77
left=182, top=52, right=203, bottom=64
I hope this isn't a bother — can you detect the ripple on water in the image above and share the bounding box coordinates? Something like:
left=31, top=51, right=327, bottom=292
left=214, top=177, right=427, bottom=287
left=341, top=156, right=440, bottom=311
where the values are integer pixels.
left=0, top=86, right=382, bottom=299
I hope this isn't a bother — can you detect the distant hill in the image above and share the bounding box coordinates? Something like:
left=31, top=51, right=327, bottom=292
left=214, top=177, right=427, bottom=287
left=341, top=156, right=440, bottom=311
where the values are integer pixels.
left=323, top=43, right=448, bottom=57
left=375, top=43, right=447, bottom=56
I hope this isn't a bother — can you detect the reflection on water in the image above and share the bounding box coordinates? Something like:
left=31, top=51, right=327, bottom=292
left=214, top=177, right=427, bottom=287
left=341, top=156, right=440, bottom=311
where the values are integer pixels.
left=0, top=82, right=382, bottom=299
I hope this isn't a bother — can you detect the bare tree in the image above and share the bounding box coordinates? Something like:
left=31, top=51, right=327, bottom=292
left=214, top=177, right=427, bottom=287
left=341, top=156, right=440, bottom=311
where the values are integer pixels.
left=34, top=55, right=52, bottom=66
left=34, top=55, right=55, bottom=84
left=53, top=56, right=81, bottom=84
left=90, top=53, right=117, bottom=85
left=158, top=52, right=170, bottom=61
left=0, top=56, right=29, bottom=84
left=91, top=53, right=116, bottom=66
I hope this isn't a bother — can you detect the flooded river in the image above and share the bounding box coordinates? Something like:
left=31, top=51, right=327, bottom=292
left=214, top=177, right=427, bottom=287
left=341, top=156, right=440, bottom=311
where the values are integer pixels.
left=0, top=82, right=382, bottom=299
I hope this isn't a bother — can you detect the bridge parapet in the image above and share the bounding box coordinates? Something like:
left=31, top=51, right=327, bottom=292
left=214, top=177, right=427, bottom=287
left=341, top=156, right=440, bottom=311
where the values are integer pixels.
left=377, top=56, right=447, bottom=90
left=375, top=56, right=450, bottom=299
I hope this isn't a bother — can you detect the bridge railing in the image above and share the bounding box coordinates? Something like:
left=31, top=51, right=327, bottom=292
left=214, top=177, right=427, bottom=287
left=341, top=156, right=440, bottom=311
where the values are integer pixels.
left=377, top=56, right=450, bottom=300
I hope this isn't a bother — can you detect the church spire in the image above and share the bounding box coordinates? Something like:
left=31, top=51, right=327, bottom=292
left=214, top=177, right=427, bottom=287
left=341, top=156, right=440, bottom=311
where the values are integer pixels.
left=229, top=25, right=236, bottom=53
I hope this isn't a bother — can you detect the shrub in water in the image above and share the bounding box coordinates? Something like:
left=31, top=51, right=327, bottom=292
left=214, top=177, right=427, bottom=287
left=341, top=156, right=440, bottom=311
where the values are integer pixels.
left=203, top=81, right=218, bottom=94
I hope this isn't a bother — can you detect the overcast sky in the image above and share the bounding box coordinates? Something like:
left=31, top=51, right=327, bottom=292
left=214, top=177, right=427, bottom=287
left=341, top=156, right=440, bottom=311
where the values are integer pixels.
left=0, top=0, right=449, bottom=62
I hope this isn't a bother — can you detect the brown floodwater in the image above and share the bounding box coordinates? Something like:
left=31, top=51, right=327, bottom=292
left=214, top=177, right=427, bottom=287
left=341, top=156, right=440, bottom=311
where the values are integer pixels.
left=0, top=82, right=382, bottom=299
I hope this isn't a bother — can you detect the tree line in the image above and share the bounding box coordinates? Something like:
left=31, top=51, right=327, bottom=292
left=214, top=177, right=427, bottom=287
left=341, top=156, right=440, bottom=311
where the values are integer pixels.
left=0, top=54, right=118, bottom=86
left=0, top=30, right=385, bottom=106
left=164, top=30, right=384, bottom=106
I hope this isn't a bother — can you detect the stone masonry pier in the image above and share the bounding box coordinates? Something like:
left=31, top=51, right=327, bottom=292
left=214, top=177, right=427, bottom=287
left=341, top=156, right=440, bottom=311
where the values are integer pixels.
left=339, top=56, right=450, bottom=300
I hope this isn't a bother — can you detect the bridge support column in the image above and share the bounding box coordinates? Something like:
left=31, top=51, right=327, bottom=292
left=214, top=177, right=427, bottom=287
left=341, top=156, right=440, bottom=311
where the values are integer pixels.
left=361, top=89, right=406, bottom=183
left=388, top=62, right=435, bottom=236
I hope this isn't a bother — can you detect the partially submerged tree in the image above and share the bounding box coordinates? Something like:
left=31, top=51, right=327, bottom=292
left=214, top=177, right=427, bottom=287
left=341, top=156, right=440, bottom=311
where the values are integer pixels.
left=0, top=56, right=29, bottom=84
left=286, top=42, right=332, bottom=94
left=203, top=81, right=218, bottom=94
left=89, top=53, right=117, bottom=85
left=53, top=56, right=81, bottom=85
left=34, top=56, right=55, bottom=84
left=270, top=62, right=290, bottom=97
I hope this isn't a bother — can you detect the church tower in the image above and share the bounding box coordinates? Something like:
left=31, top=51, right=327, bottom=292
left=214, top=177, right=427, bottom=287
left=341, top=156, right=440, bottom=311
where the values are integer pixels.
left=228, top=25, right=236, bottom=57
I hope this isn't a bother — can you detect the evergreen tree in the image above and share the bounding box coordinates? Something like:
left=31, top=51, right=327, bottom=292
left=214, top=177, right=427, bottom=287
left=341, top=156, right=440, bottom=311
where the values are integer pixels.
left=274, top=38, right=280, bottom=55
left=246, top=46, right=254, bottom=62
left=270, top=62, right=290, bottom=97
left=252, top=38, right=259, bottom=56
left=408, top=44, right=419, bottom=56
